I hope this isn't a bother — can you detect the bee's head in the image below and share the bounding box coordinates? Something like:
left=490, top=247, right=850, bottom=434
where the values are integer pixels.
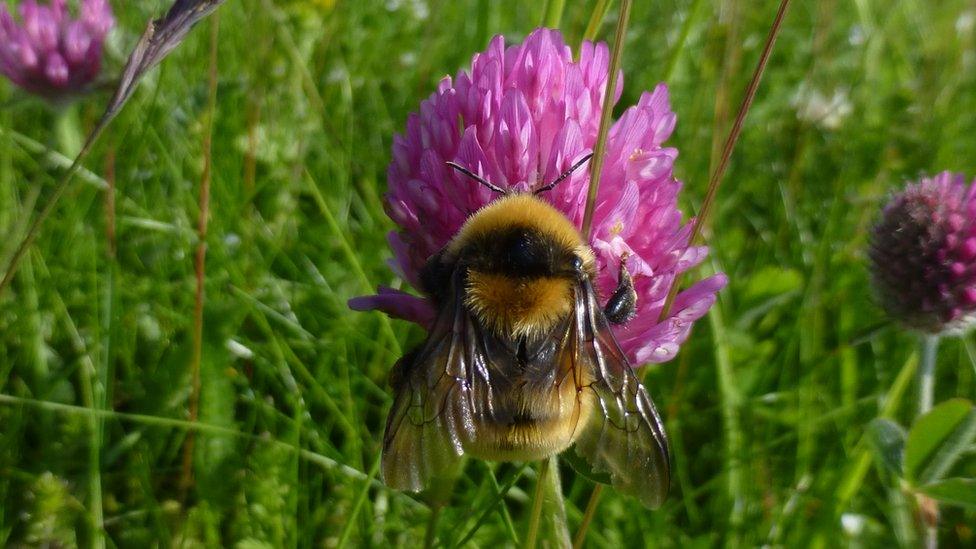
left=449, top=194, right=594, bottom=277
left=468, top=225, right=576, bottom=277
left=446, top=194, right=595, bottom=337
left=502, top=229, right=587, bottom=279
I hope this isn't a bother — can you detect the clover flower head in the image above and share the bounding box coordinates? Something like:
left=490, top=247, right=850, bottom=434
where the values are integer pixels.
left=0, top=0, right=114, bottom=99
left=350, top=28, right=727, bottom=365
left=869, top=171, right=976, bottom=335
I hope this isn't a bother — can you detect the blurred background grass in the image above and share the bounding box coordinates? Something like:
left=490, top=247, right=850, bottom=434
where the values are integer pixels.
left=1, top=0, right=975, bottom=546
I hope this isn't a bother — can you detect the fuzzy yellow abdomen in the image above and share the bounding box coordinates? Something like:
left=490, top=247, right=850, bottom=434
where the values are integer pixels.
left=463, top=371, right=595, bottom=461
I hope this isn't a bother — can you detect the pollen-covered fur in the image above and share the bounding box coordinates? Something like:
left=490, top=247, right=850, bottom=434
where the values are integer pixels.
left=463, top=382, right=594, bottom=461
left=465, top=273, right=573, bottom=337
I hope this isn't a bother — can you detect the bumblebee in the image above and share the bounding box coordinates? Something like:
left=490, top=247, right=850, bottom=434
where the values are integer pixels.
left=382, top=155, right=670, bottom=508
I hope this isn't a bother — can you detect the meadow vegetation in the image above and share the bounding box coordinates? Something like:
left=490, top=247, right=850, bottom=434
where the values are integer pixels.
left=1, top=0, right=975, bottom=546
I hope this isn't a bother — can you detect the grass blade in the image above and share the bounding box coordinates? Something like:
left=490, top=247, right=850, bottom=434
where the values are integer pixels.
left=659, top=0, right=793, bottom=317
left=580, top=0, right=631, bottom=239
left=180, top=11, right=221, bottom=496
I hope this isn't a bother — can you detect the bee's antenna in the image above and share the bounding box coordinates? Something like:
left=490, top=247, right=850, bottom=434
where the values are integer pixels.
left=534, top=152, right=594, bottom=195
left=445, top=162, right=507, bottom=195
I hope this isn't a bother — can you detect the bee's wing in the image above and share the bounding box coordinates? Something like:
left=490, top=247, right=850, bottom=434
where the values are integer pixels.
left=566, top=277, right=672, bottom=509
left=382, top=271, right=488, bottom=492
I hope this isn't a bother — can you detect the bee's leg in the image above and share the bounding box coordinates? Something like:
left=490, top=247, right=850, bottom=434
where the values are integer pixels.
left=604, top=261, right=637, bottom=324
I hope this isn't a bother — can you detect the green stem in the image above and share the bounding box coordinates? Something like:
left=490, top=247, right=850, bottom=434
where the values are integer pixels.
left=79, top=324, right=104, bottom=549
left=918, top=335, right=939, bottom=415
left=543, top=0, right=566, bottom=28
left=523, top=458, right=552, bottom=549
left=424, top=502, right=443, bottom=549
left=709, top=304, right=745, bottom=539
left=336, top=454, right=383, bottom=549
left=572, top=484, right=603, bottom=549
left=582, top=0, right=611, bottom=42
left=964, top=336, right=976, bottom=378
left=542, top=457, right=570, bottom=547
left=88, top=149, right=116, bottom=549
left=581, top=0, right=631, bottom=239
left=487, top=467, right=520, bottom=544
left=54, top=103, right=82, bottom=159
left=523, top=457, right=570, bottom=549
left=524, top=458, right=551, bottom=549
left=453, top=465, right=527, bottom=547
left=917, top=334, right=940, bottom=549
left=422, top=475, right=455, bottom=548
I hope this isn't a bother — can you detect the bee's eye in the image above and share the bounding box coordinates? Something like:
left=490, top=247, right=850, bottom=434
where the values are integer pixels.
left=570, top=256, right=584, bottom=273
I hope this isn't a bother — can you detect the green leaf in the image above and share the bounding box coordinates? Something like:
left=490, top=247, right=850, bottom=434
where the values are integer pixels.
left=904, top=399, right=976, bottom=484
left=916, top=479, right=976, bottom=510
left=867, top=418, right=906, bottom=476
left=562, top=448, right=611, bottom=486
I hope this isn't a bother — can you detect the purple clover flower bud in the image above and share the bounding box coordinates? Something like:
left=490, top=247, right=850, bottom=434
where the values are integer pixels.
left=870, top=172, right=976, bottom=335
left=349, top=28, right=727, bottom=366
left=0, top=0, right=114, bottom=100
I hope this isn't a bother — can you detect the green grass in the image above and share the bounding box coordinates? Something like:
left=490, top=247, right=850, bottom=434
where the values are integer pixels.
left=2, top=0, right=976, bottom=546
